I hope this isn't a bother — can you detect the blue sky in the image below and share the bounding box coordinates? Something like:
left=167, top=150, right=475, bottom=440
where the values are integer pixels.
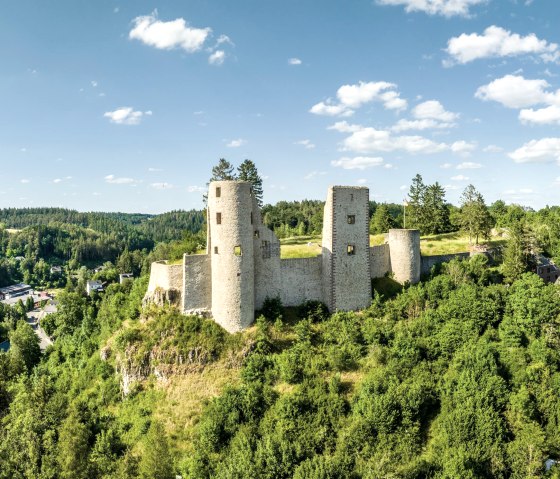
left=1, top=0, right=559, bottom=213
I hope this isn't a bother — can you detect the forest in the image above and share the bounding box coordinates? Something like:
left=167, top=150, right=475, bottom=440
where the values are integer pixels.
left=1, top=169, right=560, bottom=477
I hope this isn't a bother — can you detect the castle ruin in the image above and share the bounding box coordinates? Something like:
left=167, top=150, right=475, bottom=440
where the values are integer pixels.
left=145, top=181, right=469, bottom=333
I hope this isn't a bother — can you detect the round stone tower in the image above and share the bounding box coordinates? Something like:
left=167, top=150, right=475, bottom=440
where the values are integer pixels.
left=207, top=181, right=255, bottom=332
left=388, top=229, right=421, bottom=284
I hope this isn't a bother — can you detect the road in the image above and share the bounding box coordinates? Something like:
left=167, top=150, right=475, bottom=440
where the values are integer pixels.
left=26, top=310, right=53, bottom=351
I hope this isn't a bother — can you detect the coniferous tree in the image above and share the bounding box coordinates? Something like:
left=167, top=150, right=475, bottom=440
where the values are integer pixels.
left=459, top=184, right=493, bottom=245
left=210, top=158, right=237, bottom=181
left=424, top=182, right=451, bottom=234
left=58, top=410, right=90, bottom=479
left=407, top=174, right=427, bottom=231
left=139, top=421, right=174, bottom=479
left=237, top=159, right=264, bottom=207
left=370, top=203, right=395, bottom=234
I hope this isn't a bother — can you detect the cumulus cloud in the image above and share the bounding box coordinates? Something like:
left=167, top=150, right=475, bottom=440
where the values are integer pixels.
left=295, top=139, right=316, bottom=149
left=187, top=185, right=205, bottom=193
left=457, top=161, right=482, bottom=169
left=331, top=156, right=385, bottom=170
left=310, top=81, right=407, bottom=117
left=330, top=121, right=475, bottom=157
left=508, top=138, right=560, bottom=163
left=445, top=26, right=559, bottom=65
left=104, top=107, right=151, bottom=125
left=475, top=75, right=552, bottom=109
left=483, top=144, right=504, bottom=153
left=376, top=0, right=486, bottom=17
left=392, top=100, right=458, bottom=131
left=208, top=50, right=225, bottom=65
left=105, top=174, right=138, bottom=185
left=129, top=11, right=211, bottom=52
left=288, top=58, right=302, bottom=65
left=226, top=138, right=247, bottom=148
left=519, top=105, right=560, bottom=125
left=20, top=179, right=30, bottom=184
left=476, top=74, right=560, bottom=125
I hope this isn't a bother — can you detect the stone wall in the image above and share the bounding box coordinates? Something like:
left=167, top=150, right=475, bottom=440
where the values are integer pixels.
left=279, top=256, right=323, bottom=306
left=146, top=261, right=183, bottom=294
left=182, top=254, right=211, bottom=313
left=253, top=224, right=282, bottom=309
left=421, top=252, right=470, bottom=275
left=370, top=243, right=391, bottom=279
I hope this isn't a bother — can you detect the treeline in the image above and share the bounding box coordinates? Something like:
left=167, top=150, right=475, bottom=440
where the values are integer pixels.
left=0, top=207, right=205, bottom=243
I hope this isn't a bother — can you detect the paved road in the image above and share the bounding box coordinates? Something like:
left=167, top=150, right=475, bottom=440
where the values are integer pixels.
left=26, top=311, right=53, bottom=351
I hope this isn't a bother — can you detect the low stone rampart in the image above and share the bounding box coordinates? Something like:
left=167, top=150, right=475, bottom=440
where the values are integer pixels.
left=183, top=254, right=211, bottom=312
left=370, top=244, right=392, bottom=279
left=421, top=252, right=470, bottom=275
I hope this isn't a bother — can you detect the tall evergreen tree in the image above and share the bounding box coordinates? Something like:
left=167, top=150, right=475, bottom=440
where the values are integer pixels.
left=459, top=184, right=493, bottom=245
left=370, top=203, right=395, bottom=234
left=139, top=421, right=174, bottom=479
left=407, top=174, right=427, bottom=231
left=210, top=158, right=237, bottom=181
left=237, top=159, right=264, bottom=207
left=424, top=182, right=451, bottom=235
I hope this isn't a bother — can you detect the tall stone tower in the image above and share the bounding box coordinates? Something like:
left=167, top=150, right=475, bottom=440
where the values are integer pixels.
left=322, top=186, right=371, bottom=312
left=388, top=229, right=421, bottom=284
left=207, top=181, right=255, bottom=332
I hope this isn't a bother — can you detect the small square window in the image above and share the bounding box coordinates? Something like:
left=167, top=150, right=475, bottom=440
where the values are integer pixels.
left=234, top=245, right=242, bottom=256
left=347, top=244, right=355, bottom=255
left=347, top=215, right=355, bottom=224
left=216, top=212, right=222, bottom=225
left=254, top=230, right=260, bottom=238
left=216, top=187, right=221, bottom=197
left=214, top=246, right=219, bottom=254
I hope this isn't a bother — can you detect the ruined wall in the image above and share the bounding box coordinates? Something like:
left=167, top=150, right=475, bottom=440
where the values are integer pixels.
left=279, top=256, right=323, bottom=306
left=388, top=229, right=421, bottom=284
left=421, top=252, right=470, bottom=275
left=370, top=243, right=392, bottom=279
left=208, top=181, right=255, bottom=333
left=322, top=186, right=371, bottom=311
left=321, top=188, right=334, bottom=310
left=146, top=261, right=183, bottom=294
left=183, top=254, right=211, bottom=313
left=254, top=224, right=282, bottom=309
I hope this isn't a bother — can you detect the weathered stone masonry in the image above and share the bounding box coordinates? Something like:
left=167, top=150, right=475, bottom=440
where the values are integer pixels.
left=144, top=181, right=471, bottom=333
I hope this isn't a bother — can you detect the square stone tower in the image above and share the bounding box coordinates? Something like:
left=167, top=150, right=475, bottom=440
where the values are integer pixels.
left=321, top=186, right=371, bottom=312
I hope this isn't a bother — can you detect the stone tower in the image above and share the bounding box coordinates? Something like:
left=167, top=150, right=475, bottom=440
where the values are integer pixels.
left=207, top=181, right=255, bottom=332
left=388, top=229, right=421, bottom=284
left=322, top=186, right=371, bottom=312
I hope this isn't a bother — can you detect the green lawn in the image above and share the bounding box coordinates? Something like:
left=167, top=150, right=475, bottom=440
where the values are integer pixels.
left=420, top=231, right=506, bottom=256
left=279, top=236, right=322, bottom=259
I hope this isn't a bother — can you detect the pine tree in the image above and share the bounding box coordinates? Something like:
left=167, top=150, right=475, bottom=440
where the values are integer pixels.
left=58, top=410, right=90, bottom=479
left=459, top=184, right=493, bottom=245
left=370, top=203, right=395, bottom=234
left=423, top=182, right=450, bottom=234
left=237, top=159, right=264, bottom=207
left=407, top=174, right=427, bottom=232
left=139, top=421, right=174, bottom=479
left=210, top=158, right=236, bottom=181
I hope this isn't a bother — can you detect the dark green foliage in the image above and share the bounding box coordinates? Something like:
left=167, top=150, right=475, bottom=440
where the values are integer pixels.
left=459, top=184, right=494, bottom=245
left=407, top=174, right=452, bottom=234
left=259, top=296, right=283, bottom=322
left=369, top=202, right=395, bottom=234
left=238, top=159, right=264, bottom=207
left=297, top=300, right=329, bottom=323
left=139, top=421, right=174, bottom=479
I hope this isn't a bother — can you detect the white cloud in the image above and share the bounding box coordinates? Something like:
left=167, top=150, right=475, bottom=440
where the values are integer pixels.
left=91, top=80, right=98, bottom=87
left=356, top=178, right=368, bottom=184
left=208, top=50, right=225, bottom=65
left=187, top=185, right=205, bottom=193
left=413, top=100, right=458, bottom=121
left=288, top=58, right=302, bottom=65
left=331, top=156, right=385, bottom=170
left=150, top=182, right=174, bottom=189
left=392, top=100, right=458, bottom=131
left=104, top=174, right=138, bottom=185
left=295, top=139, right=316, bottom=149
left=445, top=26, right=559, bottom=65
left=148, top=167, right=163, bottom=172
left=451, top=174, right=469, bottom=181
left=483, top=144, right=503, bottom=153
left=475, top=75, right=553, bottom=109
left=20, top=147, right=27, bottom=152
left=450, top=140, right=477, bottom=156
left=457, top=161, right=482, bottom=169
left=129, top=11, right=211, bottom=52
left=519, top=105, right=560, bottom=125
left=440, top=163, right=453, bottom=169
left=376, top=0, right=486, bottom=17
left=104, top=107, right=151, bottom=125
left=20, top=179, right=30, bottom=184
left=508, top=138, right=560, bottom=163
left=310, top=81, right=407, bottom=117
left=226, top=138, right=247, bottom=148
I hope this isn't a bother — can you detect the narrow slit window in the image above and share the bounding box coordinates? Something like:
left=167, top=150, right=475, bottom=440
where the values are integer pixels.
left=251, top=212, right=253, bottom=224
left=216, top=187, right=221, bottom=197
left=214, top=246, right=219, bottom=254
left=254, top=230, right=260, bottom=238
left=216, top=212, right=222, bottom=225
left=350, top=194, right=354, bottom=201
left=234, top=245, right=242, bottom=256
left=347, top=244, right=355, bottom=255
left=347, top=215, right=355, bottom=224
